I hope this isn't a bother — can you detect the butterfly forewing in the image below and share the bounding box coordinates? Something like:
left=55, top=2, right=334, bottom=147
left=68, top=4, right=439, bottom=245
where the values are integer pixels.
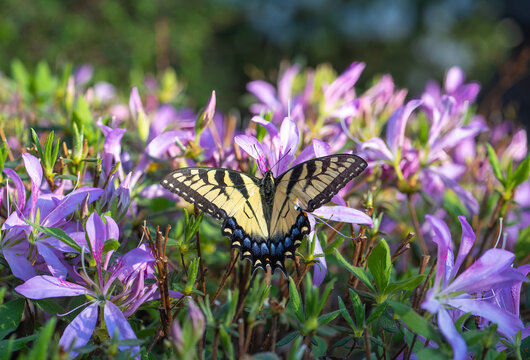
left=161, top=167, right=270, bottom=257
left=271, top=154, right=367, bottom=238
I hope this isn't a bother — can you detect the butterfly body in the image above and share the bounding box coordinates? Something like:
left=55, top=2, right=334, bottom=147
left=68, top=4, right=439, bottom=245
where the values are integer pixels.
left=161, top=154, right=367, bottom=275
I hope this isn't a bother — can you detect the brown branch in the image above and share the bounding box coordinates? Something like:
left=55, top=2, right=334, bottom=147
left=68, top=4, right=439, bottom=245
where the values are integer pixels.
left=144, top=225, right=173, bottom=339
left=412, top=256, right=435, bottom=311
left=238, top=318, right=245, bottom=357
left=210, top=250, right=239, bottom=306
left=364, top=327, right=371, bottom=360
left=392, top=232, right=415, bottom=262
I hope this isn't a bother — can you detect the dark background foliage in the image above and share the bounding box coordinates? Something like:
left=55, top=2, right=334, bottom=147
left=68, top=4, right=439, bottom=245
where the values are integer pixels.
left=2, top=0, right=530, bottom=124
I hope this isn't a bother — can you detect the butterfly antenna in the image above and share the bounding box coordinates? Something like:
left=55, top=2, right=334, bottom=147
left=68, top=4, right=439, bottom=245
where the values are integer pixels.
left=252, top=144, right=265, bottom=177
left=270, top=148, right=292, bottom=175
left=313, top=216, right=357, bottom=240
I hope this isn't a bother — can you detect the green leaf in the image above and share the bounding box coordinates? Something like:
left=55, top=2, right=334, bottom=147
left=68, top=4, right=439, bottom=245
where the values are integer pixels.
left=288, top=277, right=303, bottom=320
left=11, top=59, right=30, bottom=90
left=27, top=318, right=56, bottom=360
left=324, top=236, right=344, bottom=255
left=277, top=331, right=299, bottom=347
left=337, top=296, right=356, bottom=330
left=185, top=212, right=203, bottom=243
left=286, top=335, right=305, bottom=360
left=385, top=275, right=426, bottom=295
left=0, top=299, right=24, bottom=340
left=219, top=326, right=234, bottom=359
left=316, top=279, right=336, bottom=315
left=34, top=61, right=57, bottom=100
left=73, top=96, right=94, bottom=142
left=486, top=143, right=504, bottom=186
left=515, top=226, right=530, bottom=262
left=0, top=334, right=38, bottom=355
left=349, top=289, right=365, bottom=326
left=388, top=301, right=442, bottom=344
left=55, top=174, right=79, bottom=181
left=521, top=333, right=530, bottom=359
left=31, top=128, right=44, bottom=159
left=507, top=155, right=530, bottom=190
left=318, top=310, right=341, bottom=325
left=252, top=353, right=280, bottom=360
left=102, top=238, right=120, bottom=254
left=334, top=249, right=375, bottom=293
left=366, top=302, right=388, bottom=324
left=367, top=239, right=391, bottom=293
left=184, top=258, right=200, bottom=295
left=25, top=220, right=82, bottom=253
left=312, top=335, right=328, bottom=358
left=443, top=190, right=469, bottom=219
left=415, top=347, right=449, bottom=360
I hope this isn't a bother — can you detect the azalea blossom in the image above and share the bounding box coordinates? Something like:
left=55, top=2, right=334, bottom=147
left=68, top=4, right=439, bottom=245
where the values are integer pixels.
left=15, top=213, right=181, bottom=358
left=1, top=153, right=102, bottom=280
left=361, top=95, right=486, bottom=214
left=421, top=215, right=527, bottom=360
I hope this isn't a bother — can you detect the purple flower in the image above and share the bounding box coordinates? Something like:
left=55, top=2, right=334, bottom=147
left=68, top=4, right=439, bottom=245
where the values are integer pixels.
left=323, top=62, right=365, bottom=113
left=247, top=64, right=302, bottom=123
left=15, top=213, right=179, bottom=358
left=170, top=298, right=206, bottom=360
left=361, top=97, right=485, bottom=214
left=421, top=215, right=526, bottom=359
left=74, top=64, right=94, bottom=85
left=93, top=82, right=116, bottom=103
left=1, top=154, right=103, bottom=280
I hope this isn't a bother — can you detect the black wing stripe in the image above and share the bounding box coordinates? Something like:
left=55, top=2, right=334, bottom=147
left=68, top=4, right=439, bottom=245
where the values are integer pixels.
left=285, top=163, right=303, bottom=196
left=229, top=171, right=250, bottom=199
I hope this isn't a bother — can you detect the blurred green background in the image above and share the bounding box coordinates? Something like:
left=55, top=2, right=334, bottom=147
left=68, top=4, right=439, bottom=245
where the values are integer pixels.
left=2, top=0, right=529, bottom=122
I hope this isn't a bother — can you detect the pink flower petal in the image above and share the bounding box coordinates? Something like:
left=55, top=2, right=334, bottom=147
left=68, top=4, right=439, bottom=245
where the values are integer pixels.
left=312, top=205, right=372, bottom=226
left=59, top=303, right=98, bottom=355
left=445, top=249, right=520, bottom=294
left=452, top=216, right=475, bottom=278
left=145, top=131, right=192, bottom=159
left=247, top=80, right=280, bottom=111
left=444, top=67, right=465, bottom=94
left=447, top=297, right=524, bottom=338
left=234, top=135, right=268, bottom=174
left=86, top=213, right=105, bottom=270
left=104, top=302, right=140, bottom=358
left=425, top=215, right=452, bottom=290
left=129, top=87, right=143, bottom=119
left=36, top=242, right=68, bottom=279
left=42, top=187, right=103, bottom=227
left=324, top=62, right=365, bottom=107
left=4, top=246, right=36, bottom=281
left=361, top=138, right=394, bottom=161
left=386, top=100, right=422, bottom=153
left=251, top=116, right=278, bottom=138
left=312, top=139, right=330, bottom=158
left=437, top=308, right=467, bottom=360
left=15, top=275, right=92, bottom=298
left=3, top=168, right=26, bottom=210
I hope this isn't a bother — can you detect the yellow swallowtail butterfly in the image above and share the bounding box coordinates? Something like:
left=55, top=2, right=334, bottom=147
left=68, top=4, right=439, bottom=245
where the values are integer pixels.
left=161, top=154, right=367, bottom=275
